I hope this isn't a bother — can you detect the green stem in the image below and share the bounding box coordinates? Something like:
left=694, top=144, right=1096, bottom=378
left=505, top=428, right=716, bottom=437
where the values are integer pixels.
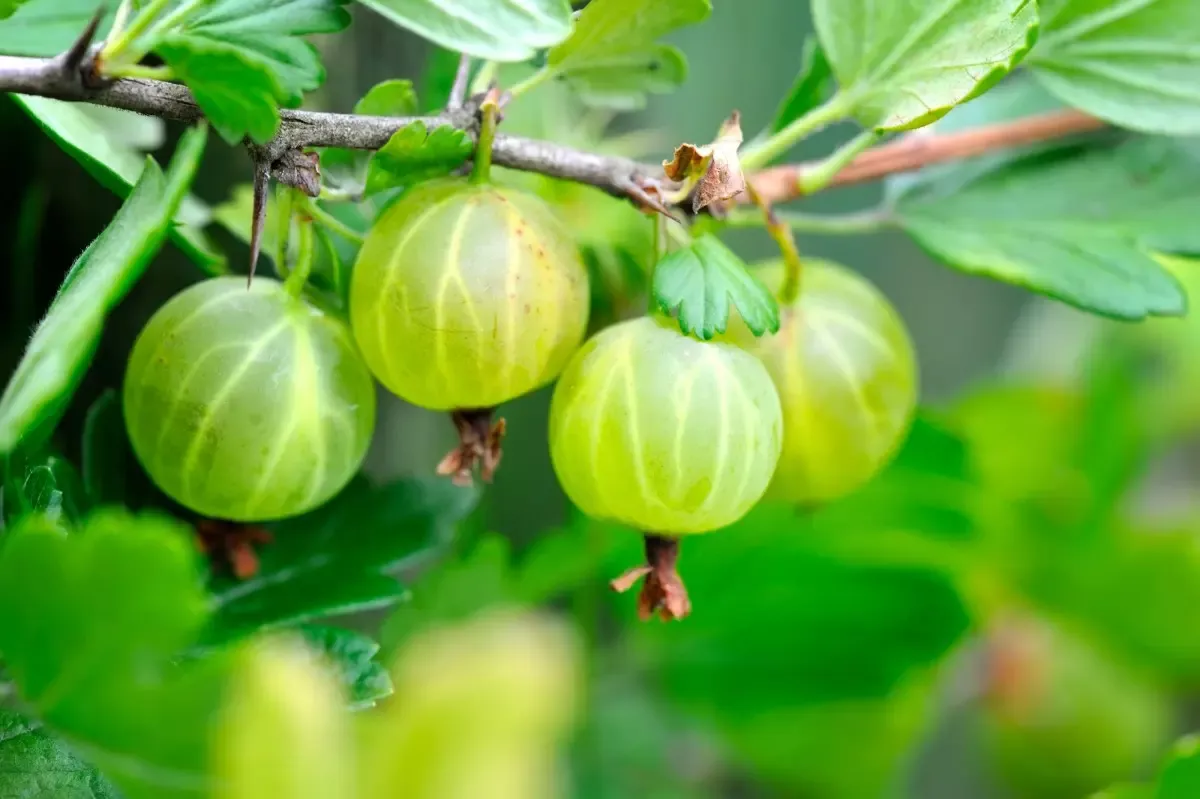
left=305, top=199, right=365, bottom=245
left=107, top=0, right=136, bottom=44
left=723, top=207, right=891, bottom=235
left=471, top=101, right=499, bottom=184
left=468, top=61, right=498, bottom=96
left=99, top=0, right=172, bottom=63
left=798, top=129, right=881, bottom=195
left=744, top=180, right=804, bottom=305
left=274, top=186, right=295, bottom=279
left=740, top=93, right=855, bottom=171
left=284, top=217, right=315, bottom=298
left=508, top=67, right=556, bottom=100
left=104, top=63, right=174, bottom=80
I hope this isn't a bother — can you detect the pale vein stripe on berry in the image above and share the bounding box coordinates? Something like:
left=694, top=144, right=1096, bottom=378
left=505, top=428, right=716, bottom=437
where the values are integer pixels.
left=781, top=330, right=813, bottom=488
left=718, top=356, right=762, bottom=507
left=291, top=321, right=329, bottom=510
left=619, top=337, right=658, bottom=514
left=501, top=206, right=522, bottom=398
left=127, top=289, right=248, bottom=423
left=810, top=307, right=896, bottom=360
left=179, top=320, right=292, bottom=503
left=696, top=346, right=731, bottom=516
left=810, top=319, right=880, bottom=454
left=377, top=194, right=463, bottom=391
left=670, top=364, right=699, bottom=500
left=148, top=340, right=253, bottom=474
left=433, top=203, right=481, bottom=400
left=587, top=339, right=629, bottom=519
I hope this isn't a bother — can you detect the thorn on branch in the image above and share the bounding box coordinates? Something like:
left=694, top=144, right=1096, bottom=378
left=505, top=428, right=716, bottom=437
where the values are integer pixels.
left=246, top=147, right=320, bottom=287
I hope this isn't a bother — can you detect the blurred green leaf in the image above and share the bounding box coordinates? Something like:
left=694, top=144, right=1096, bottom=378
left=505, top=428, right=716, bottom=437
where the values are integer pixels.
left=355, top=79, right=418, bottom=116
left=380, top=534, right=515, bottom=656
left=812, top=0, right=1038, bottom=131
left=652, top=233, right=780, bottom=340
left=545, top=0, right=709, bottom=109
left=1030, top=0, right=1200, bottom=135
left=354, top=0, right=572, bottom=61
left=322, top=80, right=419, bottom=197
left=296, top=625, right=393, bottom=710
left=363, top=121, right=473, bottom=196
left=205, top=475, right=478, bottom=642
left=81, top=389, right=129, bottom=508
left=1157, top=735, right=1200, bottom=798
left=898, top=137, right=1198, bottom=320
left=766, top=36, right=833, bottom=136
left=0, top=0, right=29, bottom=21
left=156, top=0, right=351, bottom=144
left=0, top=126, right=208, bottom=456
left=1, top=450, right=87, bottom=527
left=0, top=0, right=112, bottom=56
left=11, top=95, right=224, bottom=272
left=0, top=510, right=232, bottom=799
left=0, top=711, right=120, bottom=798
left=419, top=45, right=461, bottom=113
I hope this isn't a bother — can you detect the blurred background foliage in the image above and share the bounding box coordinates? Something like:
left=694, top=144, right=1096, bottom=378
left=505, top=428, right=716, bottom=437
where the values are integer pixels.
left=6, top=2, right=1200, bottom=798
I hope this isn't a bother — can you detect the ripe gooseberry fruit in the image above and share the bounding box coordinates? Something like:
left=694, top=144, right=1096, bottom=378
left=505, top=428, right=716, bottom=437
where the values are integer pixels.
left=123, top=276, right=376, bottom=523
left=548, top=315, right=783, bottom=620
left=350, top=177, right=589, bottom=485
left=726, top=258, right=917, bottom=505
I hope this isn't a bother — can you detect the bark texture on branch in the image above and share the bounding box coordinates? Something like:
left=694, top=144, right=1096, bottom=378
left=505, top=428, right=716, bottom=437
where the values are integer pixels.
left=0, top=52, right=1108, bottom=209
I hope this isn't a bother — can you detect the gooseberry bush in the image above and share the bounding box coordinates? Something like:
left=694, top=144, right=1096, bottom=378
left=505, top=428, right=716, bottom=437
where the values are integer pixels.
left=3, top=0, right=1200, bottom=796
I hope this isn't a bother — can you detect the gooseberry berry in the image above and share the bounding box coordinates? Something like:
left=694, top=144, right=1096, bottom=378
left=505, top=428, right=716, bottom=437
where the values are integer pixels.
left=123, top=276, right=376, bottom=522
left=548, top=315, right=783, bottom=619
left=349, top=177, right=589, bottom=483
left=727, top=258, right=917, bottom=505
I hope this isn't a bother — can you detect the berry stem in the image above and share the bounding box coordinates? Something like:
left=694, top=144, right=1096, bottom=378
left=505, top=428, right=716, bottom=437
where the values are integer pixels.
left=283, top=215, right=315, bottom=298
left=611, top=534, right=691, bottom=621
left=470, top=93, right=500, bottom=185
left=744, top=180, right=804, bottom=305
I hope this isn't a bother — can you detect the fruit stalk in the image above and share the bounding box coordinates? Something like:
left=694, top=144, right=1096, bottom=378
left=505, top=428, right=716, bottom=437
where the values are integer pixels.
left=610, top=534, right=691, bottom=622
left=470, top=92, right=500, bottom=186
left=436, top=409, right=507, bottom=487
left=744, top=180, right=804, bottom=304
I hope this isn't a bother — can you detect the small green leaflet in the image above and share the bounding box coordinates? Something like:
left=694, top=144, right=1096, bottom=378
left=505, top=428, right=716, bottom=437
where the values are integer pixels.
left=812, top=0, right=1038, bottom=131
left=364, top=121, right=473, bottom=196
left=1, top=450, right=87, bottom=527
left=545, top=0, right=710, bottom=109
left=0, top=125, right=208, bottom=456
left=0, top=712, right=121, bottom=798
left=295, top=625, right=394, bottom=710
left=897, top=137, right=1198, bottom=320
left=324, top=79, right=420, bottom=194
left=652, top=233, right=780, bottom=341
left=12, top=95, right=224, bottom=273
left=766, top=36, right=833, bottom=136
left=156, top=0, right=351, bottom=143
left=0, top=0, right=112, bottom=56
left=354, top=0, right=572, bottom=61
left=0, top=0, right=30, bottom=21
left=1029, top=0, right=1200, bottom=135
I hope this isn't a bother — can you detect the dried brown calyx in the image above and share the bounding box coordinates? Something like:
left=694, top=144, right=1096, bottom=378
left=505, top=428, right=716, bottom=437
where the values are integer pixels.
left=437, top=407, right=507, bottom=486
left=195, top=519, right=273, bottom=580
left=611, top=534, right=692, bottom=621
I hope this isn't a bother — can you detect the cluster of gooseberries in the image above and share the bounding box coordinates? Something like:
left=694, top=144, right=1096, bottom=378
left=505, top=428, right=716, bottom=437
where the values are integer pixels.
left=122, top=114, right=917, bottom=621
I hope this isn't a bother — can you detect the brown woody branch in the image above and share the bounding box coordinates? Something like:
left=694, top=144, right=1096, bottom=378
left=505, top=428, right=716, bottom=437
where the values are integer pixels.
left=0, top=45, right=1108, bottom=211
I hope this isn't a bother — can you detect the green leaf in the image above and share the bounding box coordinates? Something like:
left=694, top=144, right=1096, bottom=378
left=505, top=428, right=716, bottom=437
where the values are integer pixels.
left=355, top=78, right=418, bottom=116
left=419, top=45, right=464, bottom=112
left=11, top=95, right=224, bottom=272
left=0, top=0, right=112, bottom=56
left=81, top=390, right=129, bottom=507
left=363, top=121, right=473, bottom=196
left=0, top=711, right=121, bottom=798
left=1158, top=735, right=1200, bottom=798
left=652, top=233, right=780, bottom=340
left=1030, top=0, right=1200, bottom=135
left=205, top=475, right=478, bottom=642
left=296, top=625, right=393, bottom=710
left=767, top=36, right=833, bottom=136
left=0, top=510, right=232, bottom=799
left=544, top=0, right=709, bottom=108
left=0, top=0, right=29, bottom=21
left=0, top=125, right=208, bottom=456
left=354, top=0, right=572, bottom=61
left=157, top=42, right=284, bottom=144
left=1, top=450, right=87, bottom=527
left=156, top=0, right=351, bottom=144
left=380, top=534, right=515, bottom=656
left=897, top=137, right=1198, bottom=320
left=812, top=0, right=1039, bottom=131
